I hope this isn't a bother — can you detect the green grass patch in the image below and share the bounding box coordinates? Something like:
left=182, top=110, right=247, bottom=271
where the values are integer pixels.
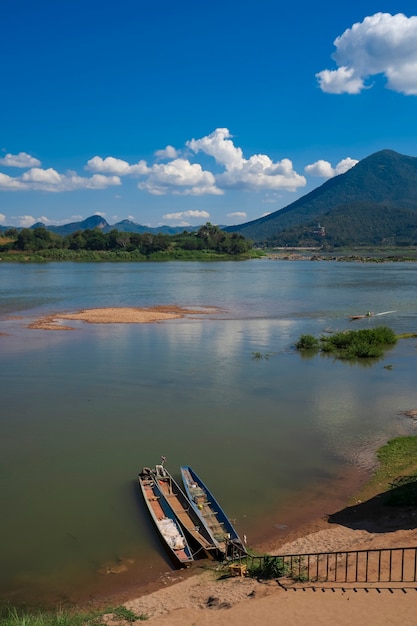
left=295, top=334, right=320, bottom=351
left=358, top=436, right=417, bottom=505
left=296, top=326, right=397, bottom=360
left=0, top=605, right=148, bottom=626
left=247, top=556, right=290, bottom=579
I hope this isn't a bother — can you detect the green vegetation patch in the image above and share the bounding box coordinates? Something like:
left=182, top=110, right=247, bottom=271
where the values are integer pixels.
left=359, top=436, right=417, bottom=506
left=296, top=326, right=397, bottom=360
left=0, top=605, right=148, bottom=626
left=247, top=556, right=290, bottom=579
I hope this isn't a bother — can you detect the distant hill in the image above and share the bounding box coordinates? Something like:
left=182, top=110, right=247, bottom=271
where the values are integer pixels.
left=41, top=214, right=108, bottom=235
left=20, top=216, right=200, bottom=236
left=109, top=220, right=200, bottom=235
left=0, top=216, right=214, bottom=237
left=225, top=149, right=417, bottom=246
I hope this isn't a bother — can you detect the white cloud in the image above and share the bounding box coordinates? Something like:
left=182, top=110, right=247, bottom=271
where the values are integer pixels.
left=188, top=128, right=306, bottom=192
left=317, top=12, right=417, bottom=95
left=16, top=215, right=37, bottom=227
left=187, top=128, right=243, bottom=169
left=163, top=210, right=210, bottom=221
left=0, top=132, right=306, bottom=199
left=305, top=157, right=358, bottom=178
left=38, top=215, right=70, bottom=225
left=138, top=159, right=222, bottom=196
left=0, top=172, right=25, bottom=190
left=154, top=145, right=179, bottom=160
left=22, top=167, right=62, bottom=185
left=0, top=152, right=41, bottom=168
left=305, top=160, right=335, bottom=178
left=316, top=67, right=364, bottom=95
left=334, top=157, right=359, bottom=175
left=0, top=213, right=6, bottom=224
left=220, top=155, right=306, bottom=191
left=227, top=211, right=247, bottom=219
left=0, top=168, right=121, bottom=192
left=85, top=156, right=147, bottom=176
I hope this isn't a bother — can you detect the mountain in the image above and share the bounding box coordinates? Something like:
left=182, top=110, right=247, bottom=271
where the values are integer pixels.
left=110, top=220, right=200, bottom=235
left=22, top=216, right=200, bottom=236
left=225, top=149, right=417, bottom=246
left=45, top=214, right=109, bottom=236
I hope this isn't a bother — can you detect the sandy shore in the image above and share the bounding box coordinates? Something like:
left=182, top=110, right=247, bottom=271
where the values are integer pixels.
left=27, top=305, right=219, bottom=330
left=100, top=498, right=417, bottom=625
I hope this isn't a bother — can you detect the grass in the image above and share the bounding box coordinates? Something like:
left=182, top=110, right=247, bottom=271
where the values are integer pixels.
left=0, top=605, right=148, bottom=626
left=251, top=351, right=274, bottom=360
left=396, top=332, right=417, bottom=339
left=245, top=555, right=309, bottom=583
left=246, top=556, right=290, bottom=579
left=356, top=436, right=417, bottom=505
left=296, top=326, right=397, bottom=360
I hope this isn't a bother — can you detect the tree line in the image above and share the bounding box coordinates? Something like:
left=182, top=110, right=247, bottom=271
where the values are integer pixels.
left=0, top=223, right=253, bottom=258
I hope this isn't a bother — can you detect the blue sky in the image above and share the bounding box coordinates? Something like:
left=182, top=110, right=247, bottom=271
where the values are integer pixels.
left=1, top=1, right=417, bottom=229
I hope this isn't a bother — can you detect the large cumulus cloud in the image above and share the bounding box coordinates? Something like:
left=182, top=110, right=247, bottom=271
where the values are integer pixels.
left=317, top=13, right=417, bottom=95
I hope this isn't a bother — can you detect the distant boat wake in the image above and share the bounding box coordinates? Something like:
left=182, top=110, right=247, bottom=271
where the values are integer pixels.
left=349, top=310, right=396, bottom=320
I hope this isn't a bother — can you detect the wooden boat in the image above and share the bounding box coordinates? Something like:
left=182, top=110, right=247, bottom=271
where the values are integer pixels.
left=153, top=464, right=218, bottom=558
left=350, top=310, right=396, bottom=321
left=138, top=467, right=194, bottom=566
left=349, top=312, right=373, bottom=320
left=180, top=465, right=245, bottom=558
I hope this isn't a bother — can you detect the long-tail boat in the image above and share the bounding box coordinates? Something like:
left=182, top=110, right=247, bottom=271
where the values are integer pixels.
left=180, top=465, right=245, bottom=558
left=138, top=467, right=194, bottom=566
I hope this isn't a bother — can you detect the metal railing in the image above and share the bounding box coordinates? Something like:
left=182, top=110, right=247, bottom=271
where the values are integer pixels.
left=232, top=547, right=417, bottom=585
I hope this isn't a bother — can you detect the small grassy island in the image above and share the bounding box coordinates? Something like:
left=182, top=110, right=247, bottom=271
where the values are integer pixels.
left=296, top=326, right=398, bottom=360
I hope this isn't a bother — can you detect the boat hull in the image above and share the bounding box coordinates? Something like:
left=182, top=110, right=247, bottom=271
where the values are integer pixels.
left=180, top=465, right=245, bottom=557
left=138, top=469, right=194, bottom=567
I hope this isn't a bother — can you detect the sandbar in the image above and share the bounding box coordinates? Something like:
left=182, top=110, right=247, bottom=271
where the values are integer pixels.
left=28, top=305, right=218, bottom=330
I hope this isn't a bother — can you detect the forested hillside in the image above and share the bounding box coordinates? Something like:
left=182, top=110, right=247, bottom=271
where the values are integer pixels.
left=226, top=150, right=417, bottom=245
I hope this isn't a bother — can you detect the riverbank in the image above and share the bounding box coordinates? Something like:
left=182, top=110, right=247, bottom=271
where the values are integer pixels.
left=91, top=437, right=417, bottom=624
left=101, top=497, right=417, bottom=625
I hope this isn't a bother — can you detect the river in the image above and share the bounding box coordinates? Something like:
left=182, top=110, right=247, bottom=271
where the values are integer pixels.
left=1, top=259, right=416, bottom=606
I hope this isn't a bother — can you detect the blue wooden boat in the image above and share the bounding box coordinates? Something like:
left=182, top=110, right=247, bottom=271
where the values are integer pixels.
left=180, top=465, right=245, bottom=557
left=138, top=467, right=194, bottom=567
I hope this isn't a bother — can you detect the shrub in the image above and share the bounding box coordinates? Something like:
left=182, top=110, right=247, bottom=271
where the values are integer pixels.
left=295, top=334, right=320, bottom=350
left=248, top=556, right=290, bottom=579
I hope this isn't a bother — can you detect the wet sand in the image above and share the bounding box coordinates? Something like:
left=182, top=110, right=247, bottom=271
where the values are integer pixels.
left=27, top=305, right=219, bottom=330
